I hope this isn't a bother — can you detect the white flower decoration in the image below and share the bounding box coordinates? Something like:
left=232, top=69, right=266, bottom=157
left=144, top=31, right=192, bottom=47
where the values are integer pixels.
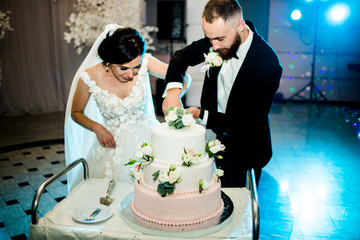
left=141, top=145, right=153, bottom=156
left=182, top=114, right=196, bottom=127
left=181, top=148, right=201, bottom=167
left=200, top=47, right=224, bottom=73
left=165, top=111, right=178, bottom=122
left=135, top=151, right=144, bottom=159
left=206, top=139, right=225, bottom=159
left=199, top=179, right=209, bottom=193
left=166, top=107, right=195, bottom=129
left=64, top=0, right=158, bottom=54
left=168, top=170, right=180, bottom=184
left=133, top=164, right=143, bottom=182
left=159, top=172, right=169, bottom=183
left=215, top=168, right=224, bottom=182
left=215, top=168, right=224, bottom=177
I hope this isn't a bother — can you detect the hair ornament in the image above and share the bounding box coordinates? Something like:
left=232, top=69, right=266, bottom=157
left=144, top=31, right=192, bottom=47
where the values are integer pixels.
left=105, top=23, right=123, bottom=37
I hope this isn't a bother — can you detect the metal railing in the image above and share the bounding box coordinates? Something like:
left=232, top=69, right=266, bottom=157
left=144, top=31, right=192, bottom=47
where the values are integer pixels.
left=31, top=158, right=89, bottom=225
left=246, top=168, right=260, bottom=240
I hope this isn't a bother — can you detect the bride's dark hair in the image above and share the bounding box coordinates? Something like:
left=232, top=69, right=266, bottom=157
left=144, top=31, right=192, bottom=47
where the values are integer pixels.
left=98, top=27, right=146, bottom=64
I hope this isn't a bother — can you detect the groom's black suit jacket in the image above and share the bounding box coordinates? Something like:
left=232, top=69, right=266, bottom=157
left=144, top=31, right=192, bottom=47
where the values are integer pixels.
left=165, top=21, right=282, bottom=187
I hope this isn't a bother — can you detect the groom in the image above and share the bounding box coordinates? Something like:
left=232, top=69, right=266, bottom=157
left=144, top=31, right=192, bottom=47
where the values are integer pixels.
left=163, top=0, right=282, bottom=187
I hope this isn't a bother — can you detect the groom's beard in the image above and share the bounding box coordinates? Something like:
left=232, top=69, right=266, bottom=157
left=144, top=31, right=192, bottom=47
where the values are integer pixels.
left=218, top=34, right=241, bottom=60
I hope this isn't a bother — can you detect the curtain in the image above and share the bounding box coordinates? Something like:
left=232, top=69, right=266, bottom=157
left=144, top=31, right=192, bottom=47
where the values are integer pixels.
left=0, top=0, right=86, bottom=115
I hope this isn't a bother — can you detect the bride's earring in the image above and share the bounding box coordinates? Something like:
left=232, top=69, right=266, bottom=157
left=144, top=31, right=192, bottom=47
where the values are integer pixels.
left=106, top=63, right=109, bottom=72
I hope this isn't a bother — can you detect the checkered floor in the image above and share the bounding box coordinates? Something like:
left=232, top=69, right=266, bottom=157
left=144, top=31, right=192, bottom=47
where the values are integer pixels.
left=0, top=143, right=67, bottom=239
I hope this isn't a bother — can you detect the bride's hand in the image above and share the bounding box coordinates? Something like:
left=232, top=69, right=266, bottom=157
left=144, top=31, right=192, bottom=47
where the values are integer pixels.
left=93, top=124, right=116, bottom=148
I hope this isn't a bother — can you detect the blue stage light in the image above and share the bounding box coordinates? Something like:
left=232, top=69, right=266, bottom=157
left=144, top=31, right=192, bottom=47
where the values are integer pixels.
left=291, top=9, right=302, bottom=21
left=326, top=3, right=350, bottom=25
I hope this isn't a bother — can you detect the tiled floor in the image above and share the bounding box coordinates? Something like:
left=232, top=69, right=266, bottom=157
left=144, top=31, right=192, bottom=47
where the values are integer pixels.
left=0, top=144, right=67, bottom=240
left=0, top=103, right=359, bottom=239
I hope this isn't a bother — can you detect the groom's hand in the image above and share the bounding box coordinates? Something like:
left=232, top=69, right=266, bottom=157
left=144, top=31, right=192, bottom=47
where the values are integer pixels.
left=187, top=107, right=201, bottom=119
left=162, top=88, right=182, bottom=115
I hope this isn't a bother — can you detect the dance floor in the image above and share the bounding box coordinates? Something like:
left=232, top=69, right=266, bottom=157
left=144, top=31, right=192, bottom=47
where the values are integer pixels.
left=0, top=103, right=359, bottom=239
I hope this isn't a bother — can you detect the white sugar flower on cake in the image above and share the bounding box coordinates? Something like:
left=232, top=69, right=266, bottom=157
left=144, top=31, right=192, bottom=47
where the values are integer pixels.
left=125, top=141, right=154, bottom=169
left=168, top=170, right=181, bottom=184
left=199, top=179, right=209, bottom=193
left=152, top=165, right=182, bottom=197
left=181, top=147, right=201, bottom=167
left=132, top=164, right=143, bottom=183
left=215, top=168, right=224, bottom=182
left=165, top=107, right=195, bottom=129
left=206, top=139, right=225, bottom=159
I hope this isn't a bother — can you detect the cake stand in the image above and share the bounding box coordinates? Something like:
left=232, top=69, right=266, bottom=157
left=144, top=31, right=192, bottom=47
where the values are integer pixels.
left=119, top=191, right=234, bottom=238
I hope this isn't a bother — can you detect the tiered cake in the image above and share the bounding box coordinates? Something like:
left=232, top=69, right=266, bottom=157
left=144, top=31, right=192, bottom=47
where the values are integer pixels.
left=130, top=121, right=224, bottom=226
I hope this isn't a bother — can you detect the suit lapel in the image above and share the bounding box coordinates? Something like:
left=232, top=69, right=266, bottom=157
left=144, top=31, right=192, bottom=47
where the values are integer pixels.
left=201, top=66, right=221, bottom=112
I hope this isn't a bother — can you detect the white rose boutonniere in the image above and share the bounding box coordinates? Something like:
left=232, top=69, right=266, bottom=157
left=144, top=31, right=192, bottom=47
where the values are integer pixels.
left=200, top=47, right=224, bottom=73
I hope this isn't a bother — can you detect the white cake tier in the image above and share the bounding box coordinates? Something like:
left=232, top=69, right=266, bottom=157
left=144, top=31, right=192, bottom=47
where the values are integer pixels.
left=151, top=123, right=206, bottom=165
left=132, top=180, right=223, bottom=226
left=142, top=158, right=216, bottom=193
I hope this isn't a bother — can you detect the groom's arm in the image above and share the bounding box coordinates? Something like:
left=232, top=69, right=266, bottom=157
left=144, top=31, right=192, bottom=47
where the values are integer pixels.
left=162, top=38, right=211, bottom=115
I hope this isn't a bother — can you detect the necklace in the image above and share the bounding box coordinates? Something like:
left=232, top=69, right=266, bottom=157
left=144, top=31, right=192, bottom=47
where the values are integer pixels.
left=109, top=64, right=131, bottom=83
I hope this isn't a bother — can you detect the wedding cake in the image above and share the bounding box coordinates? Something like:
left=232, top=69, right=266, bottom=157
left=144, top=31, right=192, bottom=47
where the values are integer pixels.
left=127, top=107, right=225, bottom=226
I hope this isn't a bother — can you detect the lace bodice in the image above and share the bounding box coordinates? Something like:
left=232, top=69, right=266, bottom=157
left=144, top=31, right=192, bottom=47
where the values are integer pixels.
left=81, top=54, right=151, bottom=129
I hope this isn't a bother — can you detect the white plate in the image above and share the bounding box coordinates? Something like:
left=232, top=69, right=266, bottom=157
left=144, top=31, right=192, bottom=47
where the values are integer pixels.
left=72, top=204, right=112, bottom=223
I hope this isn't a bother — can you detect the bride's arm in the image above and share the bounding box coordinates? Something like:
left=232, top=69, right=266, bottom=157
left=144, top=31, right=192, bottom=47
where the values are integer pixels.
left=71, top=79, right=116, bottom=148
left=147, top=56, right=168, bottom=79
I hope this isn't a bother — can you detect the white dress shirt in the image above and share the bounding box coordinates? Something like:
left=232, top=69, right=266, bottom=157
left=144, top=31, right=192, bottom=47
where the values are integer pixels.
left=217, top=25, right=253, bottom=113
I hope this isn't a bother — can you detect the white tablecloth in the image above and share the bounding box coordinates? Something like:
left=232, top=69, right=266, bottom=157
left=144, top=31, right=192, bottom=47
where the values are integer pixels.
left=29, top=179, right=252, bottom=240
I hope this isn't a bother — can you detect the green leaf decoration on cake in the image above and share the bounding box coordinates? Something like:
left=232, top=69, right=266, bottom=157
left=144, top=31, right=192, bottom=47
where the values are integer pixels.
left=157, top=182, right=175, bottom=197
left=155, top=165, right=182, bottom=197
left=152, top=170, right=160, bottom=181
left=165, top=107, right=196, bottom=129
left=176, top=107, right=185, bottom=117
left=125, top=158, right=136, bottom=166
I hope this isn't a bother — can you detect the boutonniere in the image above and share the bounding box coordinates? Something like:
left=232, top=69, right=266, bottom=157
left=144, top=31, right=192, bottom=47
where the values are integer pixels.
left=200, top=47, right=224, bottom=73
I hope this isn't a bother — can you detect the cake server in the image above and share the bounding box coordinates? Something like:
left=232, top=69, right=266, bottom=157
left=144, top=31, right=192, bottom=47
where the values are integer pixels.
left=100, top=180, right=116, bottom=206
left=84, top=208, right=101, bottom=221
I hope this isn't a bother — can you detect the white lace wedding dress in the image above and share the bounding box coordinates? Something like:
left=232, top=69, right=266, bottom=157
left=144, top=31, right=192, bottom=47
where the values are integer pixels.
left=65, top=53, right=159, bottom=191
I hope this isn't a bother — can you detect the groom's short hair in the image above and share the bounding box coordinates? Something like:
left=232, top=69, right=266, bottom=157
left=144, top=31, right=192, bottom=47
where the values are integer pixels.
left=202, top=0, right=243, bottom=23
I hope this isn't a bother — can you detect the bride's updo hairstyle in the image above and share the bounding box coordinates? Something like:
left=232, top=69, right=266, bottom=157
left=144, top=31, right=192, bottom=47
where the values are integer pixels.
left=98, top=27, right=146, bottom=64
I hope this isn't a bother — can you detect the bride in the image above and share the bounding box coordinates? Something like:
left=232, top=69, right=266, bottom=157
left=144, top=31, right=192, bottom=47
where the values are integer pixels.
left=64, top=24, right=190, bottom=192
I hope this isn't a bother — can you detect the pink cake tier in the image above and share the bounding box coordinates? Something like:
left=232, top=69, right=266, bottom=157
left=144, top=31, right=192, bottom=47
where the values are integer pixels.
left=131, top=179, right=224, bottom=226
